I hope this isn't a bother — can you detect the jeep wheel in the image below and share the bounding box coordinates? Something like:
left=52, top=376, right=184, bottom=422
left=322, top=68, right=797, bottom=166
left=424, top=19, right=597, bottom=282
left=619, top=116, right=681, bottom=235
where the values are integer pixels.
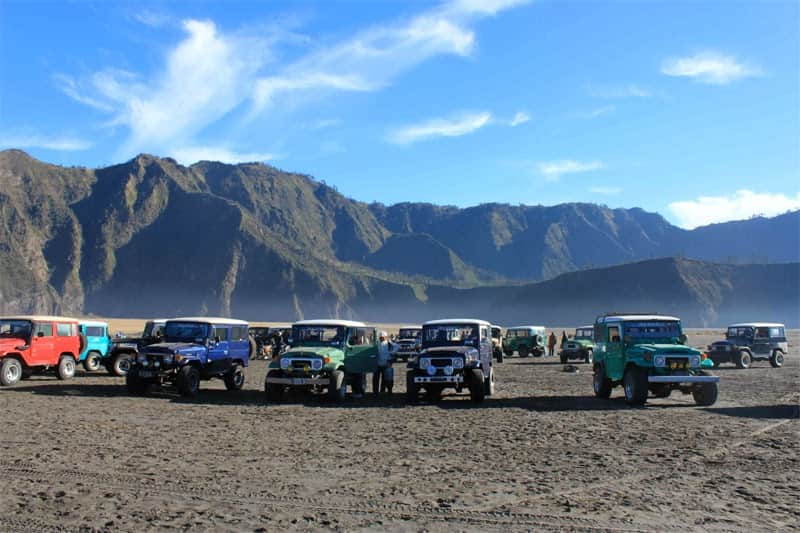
left=406, top=373, right=419, bottom=404
left=692, top=372, right=718, bottom=406
left=348, top=373, right=366, bottom=395
left=651, top=384, right=672, bottom=398
left=495, top=349, right=504, bottom=363
left=469, top=368, right=486, bottom=403
left=264, top=370, right=285, bottom=402
left=735, top=350, right=751, bottom=369
left=328, top=370, right=346, bottom=402
left=426, top=385, right=443, bottom=402
left=503, top=349, right=512, bottom=357
left=484, top=367, right=495, bottom=396
left=224, top=365, right=245, bottom=391
left=592, top=364, right=612, bottom=399
left=176, top=365, right=201, bottom=397
left=126, top=367, right=150, bottom=395
left=623, top=366, right=648, bottom=406
left=585, top=350, right=593, bottom=365
left=83, top=351, right=102, bottom=372
left=770, top=350, right=784, bottom=368
left=518, top=346, right=530, bottom=358
left=0, top=358, right=23, bottom=386
left=109, top=352, right=133, bottom=376
left=57, top=356, right=76, bottom=380
left=560, top=352, right=568, bottom=364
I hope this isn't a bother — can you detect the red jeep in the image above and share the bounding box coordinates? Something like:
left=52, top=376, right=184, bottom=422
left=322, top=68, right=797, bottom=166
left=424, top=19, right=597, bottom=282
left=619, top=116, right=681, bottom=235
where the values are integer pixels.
left=0, top=316, right=84, bottom=386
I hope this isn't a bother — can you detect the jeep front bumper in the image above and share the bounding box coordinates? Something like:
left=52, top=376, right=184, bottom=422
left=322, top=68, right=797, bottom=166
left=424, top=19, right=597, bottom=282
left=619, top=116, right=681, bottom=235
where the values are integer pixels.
left=413, top=375, right=464, bottom=384
left=265, top=375, right=330, bottom=386
left=648, top=375, right=719, bottom=384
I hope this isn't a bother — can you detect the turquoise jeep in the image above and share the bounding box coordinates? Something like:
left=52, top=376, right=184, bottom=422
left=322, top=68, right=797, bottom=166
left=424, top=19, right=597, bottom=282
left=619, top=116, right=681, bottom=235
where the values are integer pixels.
left=264, top=320, right=378, bottom=402
left=592, top=314, right=719, bottom=406
left=560, top=325, right=595, bottom=364
left=78, top=320, right=112, bottom=372
left=503, top=326, right=546, bottom=357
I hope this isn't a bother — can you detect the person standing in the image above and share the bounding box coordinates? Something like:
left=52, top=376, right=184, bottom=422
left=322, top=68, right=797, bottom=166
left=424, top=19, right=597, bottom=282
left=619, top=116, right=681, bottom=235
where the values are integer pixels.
left=561, top=330, right=568, bottom=348
left=374, top=331, right=398, bottom=396
left=548, top=331, right=557, bottom=357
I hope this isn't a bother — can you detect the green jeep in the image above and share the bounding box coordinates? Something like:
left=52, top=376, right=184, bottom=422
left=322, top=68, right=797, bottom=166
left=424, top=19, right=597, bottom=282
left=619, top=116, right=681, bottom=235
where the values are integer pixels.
left=503, top=326, right=546, bottom=358
left=560, top=325, right=595, bottom=364
left=592, top=314, right=719, bottom=406
left=264, top=320, right=377, bottom=402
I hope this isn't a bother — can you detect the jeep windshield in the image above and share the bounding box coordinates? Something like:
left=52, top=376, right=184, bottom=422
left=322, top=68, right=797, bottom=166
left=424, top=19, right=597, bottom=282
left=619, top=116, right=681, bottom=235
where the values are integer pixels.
left=163, top=322, right=210, bottom=343
left=422, top=324, right=478, bottom=348
left=506, top=329, right=532, bottom=338
left=0, top=319, right=32, bottom=340
left=623, top=321, right=683, bottom=343
left=291, top=325, right=345, bottom=347
left=575, top=327, right=593, bottom=340
left=726, top=326, right=753, bottom=339
left=399, top=328, right=421, bottom=339
left=142, top=321, right=164, bottom=338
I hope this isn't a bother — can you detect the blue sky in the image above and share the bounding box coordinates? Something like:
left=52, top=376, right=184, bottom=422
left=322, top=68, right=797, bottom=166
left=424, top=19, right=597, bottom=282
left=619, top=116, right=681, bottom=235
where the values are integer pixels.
left=1, top=0, right=798, bottom=228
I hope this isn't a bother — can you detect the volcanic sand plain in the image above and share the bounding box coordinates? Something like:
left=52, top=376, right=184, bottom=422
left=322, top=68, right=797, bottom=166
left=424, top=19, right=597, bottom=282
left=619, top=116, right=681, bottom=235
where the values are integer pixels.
left=0, top=327, right=798, bottom=532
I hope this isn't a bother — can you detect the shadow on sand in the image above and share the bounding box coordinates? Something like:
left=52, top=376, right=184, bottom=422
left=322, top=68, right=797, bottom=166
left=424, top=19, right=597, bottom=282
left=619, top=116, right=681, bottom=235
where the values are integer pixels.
left=701, top=404, right=799, bottom=420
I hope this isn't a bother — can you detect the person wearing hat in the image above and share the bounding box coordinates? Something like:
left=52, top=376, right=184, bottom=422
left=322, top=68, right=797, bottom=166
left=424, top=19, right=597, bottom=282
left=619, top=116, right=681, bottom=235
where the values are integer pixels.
left=373, top=331, right=398, bottom=396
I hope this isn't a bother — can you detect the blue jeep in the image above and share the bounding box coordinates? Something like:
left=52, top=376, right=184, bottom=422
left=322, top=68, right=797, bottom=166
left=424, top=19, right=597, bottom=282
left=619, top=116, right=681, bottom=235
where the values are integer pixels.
left=126, top=317, right=255, bottom=397
left=78, top=320, right=112, bottom=372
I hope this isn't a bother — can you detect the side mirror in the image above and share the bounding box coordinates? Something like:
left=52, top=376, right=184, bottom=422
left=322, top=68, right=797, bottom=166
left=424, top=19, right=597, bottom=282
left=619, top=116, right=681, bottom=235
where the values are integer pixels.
left=37, top=331, right=44, bottom=338
left=214, top=336, right=221, bottom=344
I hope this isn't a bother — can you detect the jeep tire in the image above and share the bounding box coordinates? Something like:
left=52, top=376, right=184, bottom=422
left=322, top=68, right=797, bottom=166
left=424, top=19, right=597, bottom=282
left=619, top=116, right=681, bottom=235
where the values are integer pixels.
left=484, top=367, right=495, bottom=396
left=57, top=356, right=76, bottom=380
left=651, top=383, right=672, bottom=398
left=328, top=370, right=346, bottom=402
left=623, top=366, right=648, bottom=406
left=692, top=371, right=719, bottom=406
left=770, top=350, right=784, bottom=368
left=109, top=352, right=133, bottom=377
left=560, top=352, right=568, bottom=364
left=264, top=370, right=285, bottom=402
left=736, top=350, right=751, bottom=369
left=469, top=368, right=486, bottom=403
left=176, top=365, right=201, bottom=397
left=0, top=358, right=23, bottom=386
left=592, top=364, right=612, bottom=398
left=519, top=346, right=530, bottom=358
left=406, top=373, right=419, bottom=404
left=224, top=365, right=245, bottom=391
left=83, top=351, right=102, bottom=372
left=585, top=350, right=593, bottom=365
left=126, top=367, right=150, bottom=395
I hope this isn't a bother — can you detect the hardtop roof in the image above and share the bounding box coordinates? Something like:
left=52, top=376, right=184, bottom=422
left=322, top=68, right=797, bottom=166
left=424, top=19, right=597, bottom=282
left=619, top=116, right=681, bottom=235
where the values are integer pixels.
left=293, top=319, right=368, bottom=328
left=0, top=315, right=79, bottom=322
left=423, top=318, right=491, bottom=326
left=168, top=317, right=249, bottom=326
left=507, top=325, right=545, bottom=331
left=79, top=320, right=109, bottom=327
left=728, top=322, right=785, bottom=328
left=597, top=315, right=681, bottom=323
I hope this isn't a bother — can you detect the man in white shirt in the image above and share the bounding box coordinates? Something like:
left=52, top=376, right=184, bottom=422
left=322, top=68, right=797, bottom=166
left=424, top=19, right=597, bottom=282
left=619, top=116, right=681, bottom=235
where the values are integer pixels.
left=374, top=331, right=398, bottom=396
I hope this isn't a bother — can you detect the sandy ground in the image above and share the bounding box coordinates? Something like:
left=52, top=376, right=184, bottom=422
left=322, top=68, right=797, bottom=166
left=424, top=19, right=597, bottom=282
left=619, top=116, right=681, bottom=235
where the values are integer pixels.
left=0, top=329, right=798, bottom=532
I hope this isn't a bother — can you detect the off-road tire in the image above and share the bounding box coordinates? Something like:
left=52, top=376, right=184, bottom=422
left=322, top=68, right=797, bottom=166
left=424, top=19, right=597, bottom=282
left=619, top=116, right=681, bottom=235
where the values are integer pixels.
left=770, top=350, right=784, bottom=368
left=469, top=368, right=486, bottom=403
left=692, top=371, right=719, bottom=406
left=585, top=350, right=593, bottom=365
left=560, top=352, right=568, bottom=364
left=109, top=352, right=133, bottom=376
left=57, top=356, right=76, bottom=380
left=484, top=367, right=495, bottom=396
left=83, top=351, right=102, bottom=372
left=623, top=366, right=648, bottom=406
left=328, top=370, right=346, bottom=402
left=224, top=365, right=245, bottom=391
left=519, top=346, right=530, bottom=358
left=0, top=358, right=23, bottom=386
left=176, top=365, right=201, bottom=397
left=503, top=349, right=513, bottom=357
left=248, top=338, right=257, bottom=361
left=78, top=334, right=87, bottom=355
left=426, top=385, right=443, bottom=402
left=406, top=373, right=419, bottom=404
left=126, top=367, right=150, bottom=395
left=736, top=350, right=751, bottom=369
left=264, top=370, right=285, bottom=402
left=593, top=364, right=612, bottom=398
left=651, top=384, right=672, bottom=398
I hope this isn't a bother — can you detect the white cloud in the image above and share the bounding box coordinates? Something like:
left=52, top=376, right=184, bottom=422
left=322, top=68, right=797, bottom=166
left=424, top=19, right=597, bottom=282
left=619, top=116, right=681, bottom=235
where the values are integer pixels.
left=589, top=186, right=622, bottom=195
left=668, top=190, right=800, bottom=229
left=168, top=146, right=275, bottom=165
left=133, top=9, right=172, bottom=28
left=509, top=111, right=530, bottom=126
left=586, top=83, right=650, bottom=99
left=387, top=111, right=492, bottom=144
left=661, top=51, right=761, bottom=85
left=575, top=105, right=615, bottom=119
left=0, top=134, right=93, bottom=151
left=537, top=159, right=604, bottom=181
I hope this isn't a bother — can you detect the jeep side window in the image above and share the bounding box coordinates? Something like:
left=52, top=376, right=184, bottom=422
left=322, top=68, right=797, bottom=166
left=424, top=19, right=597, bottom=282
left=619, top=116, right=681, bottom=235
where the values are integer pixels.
left=348, top=328, right=367, bottom=346
left=35, top=323, right=54, bottom=337
left=56, top=323, right=75, bottom=336
left=212, top=327, right=230, bottom=341
left=608, top=326, right=621, bottom=343
left=755, top=327, right=769, bottom=339
left=230, top=326, right=247, bottom=341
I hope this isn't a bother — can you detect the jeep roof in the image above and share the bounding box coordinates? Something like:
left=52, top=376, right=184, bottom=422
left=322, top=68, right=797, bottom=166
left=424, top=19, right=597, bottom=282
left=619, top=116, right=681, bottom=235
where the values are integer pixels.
left=728, top=322, right=785, bottom=328
left=423, top=318, right=491, bottom=326
left=1, top=315, right=79, bottom=322
left=293, top=319, right=367, bottom=328
left=168, top=317, right=249, bottom=325
left=596, top=314, right=680, bottom=323
left=79, top=320, right=108, bottom=327
left=507, top=325, right=545, bottom=330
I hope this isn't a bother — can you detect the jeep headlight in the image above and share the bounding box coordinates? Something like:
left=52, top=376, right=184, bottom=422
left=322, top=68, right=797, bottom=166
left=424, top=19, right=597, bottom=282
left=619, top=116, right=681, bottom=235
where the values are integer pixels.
left=153, top=360, right=160, bottom=368
left=464, top=348, right=478, bottom=363
left=426, top=365, right=437, bottom=376
left=452, top=358, right=464, bottom=369
left=280, top=358, right=290, bottom=370
left=311, top=359, right=323, bottom=371
left=137, top=354, right=147, bottom=364
left=690, top=355, right=701, bottom=368
left=654, top=355, right=665, bottom=367
left=419, top=358, right=430, bottom=369
left=163, top=354, right=173, bottom=365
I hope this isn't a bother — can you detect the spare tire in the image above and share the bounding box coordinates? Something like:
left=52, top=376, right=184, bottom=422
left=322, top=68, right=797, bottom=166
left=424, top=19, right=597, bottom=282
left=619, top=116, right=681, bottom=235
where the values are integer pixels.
left=534, top=334, right=544, bottom=347
left=78, top=333, right=87, bottom=355
left=248, top=337, right=257, bottom=360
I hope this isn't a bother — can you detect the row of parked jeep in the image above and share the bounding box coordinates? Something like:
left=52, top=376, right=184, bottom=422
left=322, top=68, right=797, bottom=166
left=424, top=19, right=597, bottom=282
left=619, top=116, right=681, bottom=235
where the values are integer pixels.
left=0, top=314, right=788, bottom=406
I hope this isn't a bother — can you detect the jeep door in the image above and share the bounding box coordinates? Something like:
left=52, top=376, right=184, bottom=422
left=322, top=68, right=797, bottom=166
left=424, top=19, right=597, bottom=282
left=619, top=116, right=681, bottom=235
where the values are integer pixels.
left=29, top=321, right=55, bottom=365
left=343, top=327, right=378, bottom=374
left=751, top=327, right=771, bottom=356
left=228, top=325, right=250, bottom=365
left=603, top=324, right=624, bottom=380
left=207, top=326, right=231, bottom=372
left=479, top=325, right=492, bottom=371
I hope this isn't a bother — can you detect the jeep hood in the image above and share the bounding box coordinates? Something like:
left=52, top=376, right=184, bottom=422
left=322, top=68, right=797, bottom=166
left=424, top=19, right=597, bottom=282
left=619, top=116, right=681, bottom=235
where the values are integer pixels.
left=283, top=346, right=343, bottom=359
left=144, top=342, right=205, bottom=355
left=636, top=344, right=701, bottom=355
left=422, top=346, right=475, bottom=355
left=568, top=339, right=593, bottom=347
left=0, top=337, right=27, bottom=352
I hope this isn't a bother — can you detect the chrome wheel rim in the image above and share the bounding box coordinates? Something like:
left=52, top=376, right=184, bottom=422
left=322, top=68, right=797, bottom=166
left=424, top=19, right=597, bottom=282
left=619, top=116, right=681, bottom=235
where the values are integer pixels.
left=5, top=363, right=20, bottom=382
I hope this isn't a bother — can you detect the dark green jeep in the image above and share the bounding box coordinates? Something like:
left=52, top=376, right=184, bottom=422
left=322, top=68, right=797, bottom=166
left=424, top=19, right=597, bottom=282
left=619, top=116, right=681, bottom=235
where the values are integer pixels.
left=592, top=314, right=719, bottom=406
left=560, top=325, right=595, bottom=364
